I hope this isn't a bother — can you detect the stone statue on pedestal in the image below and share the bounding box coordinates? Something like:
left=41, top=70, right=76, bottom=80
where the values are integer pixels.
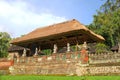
left=22, top=48, right=26, bottom=57
left=34, top=48, right=38, bottom=56
left=80, top=42, right=89, bottom=65
left=53, top=44, right=57, bottom=53
left=67, top=43, right=70, bottom=52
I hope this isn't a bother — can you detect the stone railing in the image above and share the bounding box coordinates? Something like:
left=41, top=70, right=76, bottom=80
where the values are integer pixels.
left=14, top=52, right=120, bottom=64
left=14, top=51, right=81, bottom=64
left=11, top=51, right=82, bottom=75
left=10, top=52, right=120, bottom=76
left=89, top=52, right=120, bottom=64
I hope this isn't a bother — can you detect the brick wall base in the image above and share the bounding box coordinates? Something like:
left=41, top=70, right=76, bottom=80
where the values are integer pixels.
left=10, top=61, right=120, bottom=76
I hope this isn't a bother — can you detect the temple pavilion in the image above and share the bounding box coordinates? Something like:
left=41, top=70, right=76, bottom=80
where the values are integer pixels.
left=10, top=19, right=105, bottom=57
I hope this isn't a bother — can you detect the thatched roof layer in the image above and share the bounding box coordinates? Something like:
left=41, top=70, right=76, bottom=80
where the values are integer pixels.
left=8, top=45, right=29, bottom=52
left=11, top=19, right=105, bottom=48
left=111, top=45, right=119, bottom=51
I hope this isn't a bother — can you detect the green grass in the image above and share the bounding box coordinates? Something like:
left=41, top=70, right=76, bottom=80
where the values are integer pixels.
left=0, top=75, right=120, bottom=80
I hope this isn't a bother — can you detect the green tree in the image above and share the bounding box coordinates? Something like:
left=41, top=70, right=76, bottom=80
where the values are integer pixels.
left=0, top=32, right=11, bottom=57
left=95, top=43, right=108, bottom=53
left=89, top=0, right=120, bottom=47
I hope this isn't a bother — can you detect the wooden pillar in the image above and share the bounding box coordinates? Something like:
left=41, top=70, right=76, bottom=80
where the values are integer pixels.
left=38, top=47, right=41, bottom=54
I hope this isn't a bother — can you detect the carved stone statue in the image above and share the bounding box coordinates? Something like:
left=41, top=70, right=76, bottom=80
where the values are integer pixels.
left=67, top=43, right=70, bottom=52
left=80, top=42, right=89, bottom=64
left=83, top=41, right=87, bottom=49
left=22, top=48, right=26, bottom=57
left=53, top=44, right=57, bottom=53
left=34, top=48, right=38, bottom=56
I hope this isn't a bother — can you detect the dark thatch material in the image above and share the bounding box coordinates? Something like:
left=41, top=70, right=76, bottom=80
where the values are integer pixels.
left=58, top=47, right=74, bottom=53
left=8, top=45, right=29, bottom=52
left=111, top=45, right=119, bottom=51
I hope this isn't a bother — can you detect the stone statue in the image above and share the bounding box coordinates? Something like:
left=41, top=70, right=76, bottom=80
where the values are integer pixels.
left=34, top=48, right=38, bottom=56
left=80, top=42, right=89, bottom=64
left=53, top=44, right=57, bottom=53
left=67, top=43, right=70, bottom=52
left=22, top=48, right=26, bottom=57
left=83, top=42, right=87, bottom=49
left=76, top=43, right=82, bottom=50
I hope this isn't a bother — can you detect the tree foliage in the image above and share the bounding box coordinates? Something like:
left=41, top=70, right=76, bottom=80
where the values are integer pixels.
left=95, top=43, right=108, bottom=53
left=0, top=32, right=11, bottom=57
left=89, top=0, right=120, bottom=47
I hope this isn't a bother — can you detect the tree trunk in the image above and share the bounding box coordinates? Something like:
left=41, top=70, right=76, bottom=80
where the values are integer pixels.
left=110, top=34, right=115, bottom=47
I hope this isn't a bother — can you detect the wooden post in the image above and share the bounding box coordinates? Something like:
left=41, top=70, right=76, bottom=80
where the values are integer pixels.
left=76, top=43, right=78, bottom=51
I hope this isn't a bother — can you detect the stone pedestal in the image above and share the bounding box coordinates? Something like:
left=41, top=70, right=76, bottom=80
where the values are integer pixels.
left=80, top=42, right=89, bottom=64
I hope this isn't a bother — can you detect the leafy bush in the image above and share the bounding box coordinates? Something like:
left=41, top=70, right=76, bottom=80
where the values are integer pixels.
left=95, top=43, right=108, bottom=53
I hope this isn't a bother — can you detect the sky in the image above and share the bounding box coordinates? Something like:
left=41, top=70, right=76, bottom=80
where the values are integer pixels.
left=0, top=0, right=106, bottom=38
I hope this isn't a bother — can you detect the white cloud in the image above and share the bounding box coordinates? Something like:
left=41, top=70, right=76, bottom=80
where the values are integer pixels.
left=0, top=0, right=67, bottom=38
left=0, top=25, right=8, bottom=33
left=0, top=25, right=13, bottom=36
left=0, top=26, right=4, bottom=32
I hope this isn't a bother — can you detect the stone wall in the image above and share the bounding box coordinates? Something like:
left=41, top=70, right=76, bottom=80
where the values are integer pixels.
left=0, top=70, right=10, bottom=75
left=89, top=52, right=120, bottom=64
left=13, top=52, right=82, bottom=64
left=10, top=52, right=81, bottom=75
left=0, top=58, right=13, bottom=75
left=11, top=61, right=77, bottom=75
left=8, top=52, right=19, bottom=60
left=10, top=61, right=120, bottom=76
left=9, top=52, right=120, bottom=76
left=0, top=58, right=13, bottom=70
left=76, top=66, right=120, bottom=76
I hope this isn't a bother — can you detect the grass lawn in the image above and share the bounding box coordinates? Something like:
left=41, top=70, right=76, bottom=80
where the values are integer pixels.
left=0, top=75, right=120, bottom=80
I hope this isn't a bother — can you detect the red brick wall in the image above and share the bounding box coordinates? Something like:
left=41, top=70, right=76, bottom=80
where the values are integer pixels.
left=0, top=59, right=13, bottom=70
